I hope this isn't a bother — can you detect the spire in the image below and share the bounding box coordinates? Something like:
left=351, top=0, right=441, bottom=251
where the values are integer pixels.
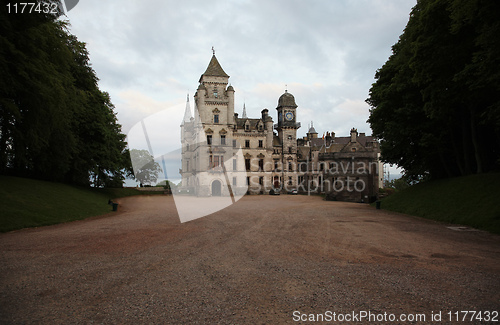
left=242, top=103, right=247, bottom=119
left=182, top=93, right=192, bottom=124
left=308, top=121, right=317, bottom=134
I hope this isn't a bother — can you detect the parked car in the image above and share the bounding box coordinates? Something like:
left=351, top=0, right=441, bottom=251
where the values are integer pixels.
left=269, top=188, right=280, bottom=195
left=288, top=189, right=298, bottom=195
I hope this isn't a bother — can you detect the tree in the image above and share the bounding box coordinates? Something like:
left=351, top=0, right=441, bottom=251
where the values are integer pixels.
left=367, top=0, right=500, bottom=180
left=0, top=0, right=131, bottom=186
left=129, top=149, right=162, bottom=186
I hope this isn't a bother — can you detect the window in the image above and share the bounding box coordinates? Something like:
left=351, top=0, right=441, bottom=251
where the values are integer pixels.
left=233, top=177, right=237, bottom=186
left=259, top=124, right=263, bottom=131
left=245, top=124, right=249, bottom=131
left=209, top=155, right=224, bottom=168
left=245, top=140, right=250, bottom=148
left=232, top=139, right=237, bottom=148
left=288, top=135, right=292, bottom=140
left=186, top=144, right=189, bottom=151
left=259, top=159, right=264, bottom=171
left=207, top=135, right=212, bottom=145
left=221, top=135, right=226, bottom=145
left=233, top=159, right=237, bottom=171
left=186, top=161, right=189, bottom=171
left=214, top=114, right=219, bottom=123
left=288, top=162, right=292, bottom=171
left=274, top=160, right=278, bottom=171
left=288, top=176, right=293, bottom=185
left=258, top=140, right=263, bottom=148
left=259, top=176, right=263, bottom=185
left=246, top=176, right=250, bottom=185
left=320, top=163, right=324, bottom=171
left=288, top=147, right=292, bottom=154
left=245, top=158, right=251, bottom=171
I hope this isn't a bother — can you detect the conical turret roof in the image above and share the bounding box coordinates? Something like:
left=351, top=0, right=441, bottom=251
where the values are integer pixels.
left=201, top=55, right=229, bottom=78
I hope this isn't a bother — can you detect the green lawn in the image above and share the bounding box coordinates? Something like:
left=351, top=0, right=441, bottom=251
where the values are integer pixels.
left=0, top=176, right=162, bottom=232
left=379, top=173, right=500, bottom=234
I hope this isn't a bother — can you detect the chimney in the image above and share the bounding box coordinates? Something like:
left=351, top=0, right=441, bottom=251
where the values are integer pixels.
left=350, top=128, right=358, bottom=142
left=261, top=108, right=269, bottom=121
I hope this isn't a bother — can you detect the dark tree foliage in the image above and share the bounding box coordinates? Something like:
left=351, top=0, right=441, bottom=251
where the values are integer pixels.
left=0, top=1, right=130, bottom=187
left=367, top=0, right=500, bottom=180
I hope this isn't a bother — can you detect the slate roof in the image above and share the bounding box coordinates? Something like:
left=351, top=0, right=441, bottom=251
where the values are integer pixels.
left=201, top=55, right=229, bottom=78
left=235, top=117, right=262, bottom=129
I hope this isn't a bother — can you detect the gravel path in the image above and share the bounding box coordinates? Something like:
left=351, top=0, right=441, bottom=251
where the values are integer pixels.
left=1, top=195, right=499, bottom=324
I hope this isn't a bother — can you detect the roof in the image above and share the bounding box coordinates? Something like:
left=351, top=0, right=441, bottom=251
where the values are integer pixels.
left=200, top=55, right=229, bottom=79
left=277, top=91, right=297, bottom=108
left=235, top=117, right=263, bottom=129
left=306, top=134, right=376, bottom=150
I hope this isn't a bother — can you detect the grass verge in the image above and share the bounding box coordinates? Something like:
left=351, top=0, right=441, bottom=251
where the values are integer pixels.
left=379, top=173, right=500, bottom=234
left=0, top=176, right=163, bottom=232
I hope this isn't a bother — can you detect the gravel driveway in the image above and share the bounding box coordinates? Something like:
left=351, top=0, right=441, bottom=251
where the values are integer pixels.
left=1, top=195, right=499, bottom=324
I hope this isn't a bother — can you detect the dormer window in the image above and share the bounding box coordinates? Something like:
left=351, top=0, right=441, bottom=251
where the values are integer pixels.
left=245, top=124, right=249, bottom=131
left=213, top=86, right=218, bottom=98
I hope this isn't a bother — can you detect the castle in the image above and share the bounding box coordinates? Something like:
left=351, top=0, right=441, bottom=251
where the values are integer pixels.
left=179, top=54, right=382, bottom=202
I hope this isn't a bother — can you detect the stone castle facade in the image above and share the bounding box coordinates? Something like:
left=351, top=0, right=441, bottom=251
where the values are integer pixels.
left=179, top=54, right=382, bottom=202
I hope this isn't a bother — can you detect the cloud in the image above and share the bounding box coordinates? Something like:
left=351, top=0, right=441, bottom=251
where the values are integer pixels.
left=115, top=90, right=184, bottom=135
left=67, top=0, right=416, bottom=147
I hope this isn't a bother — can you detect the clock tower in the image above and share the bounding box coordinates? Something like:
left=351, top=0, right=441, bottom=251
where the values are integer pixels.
left=276, top=90, right=300, bottom=189
left=276, top=90, right=300, bottom=152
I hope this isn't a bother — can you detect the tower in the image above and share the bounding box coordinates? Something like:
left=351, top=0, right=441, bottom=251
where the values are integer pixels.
left=276, top=90, right=300, bottom=155
left=276, top=90, right=301, bottom=189
left=194, top=53, right=234, bottom=127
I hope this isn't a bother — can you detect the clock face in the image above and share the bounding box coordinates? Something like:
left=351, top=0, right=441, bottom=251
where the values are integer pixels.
left=285, top=112, right=294, bottom=121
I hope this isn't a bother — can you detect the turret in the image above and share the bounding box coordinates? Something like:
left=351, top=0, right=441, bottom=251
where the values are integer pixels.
left=307, top=122, right=318, bottom=139
left=262, top=108, right=273, bottom=148
left=227, top=84, right=235, bottom=125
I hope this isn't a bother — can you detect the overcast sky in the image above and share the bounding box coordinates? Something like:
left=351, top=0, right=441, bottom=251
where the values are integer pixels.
left=65, top=0, right=416, bottom=177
